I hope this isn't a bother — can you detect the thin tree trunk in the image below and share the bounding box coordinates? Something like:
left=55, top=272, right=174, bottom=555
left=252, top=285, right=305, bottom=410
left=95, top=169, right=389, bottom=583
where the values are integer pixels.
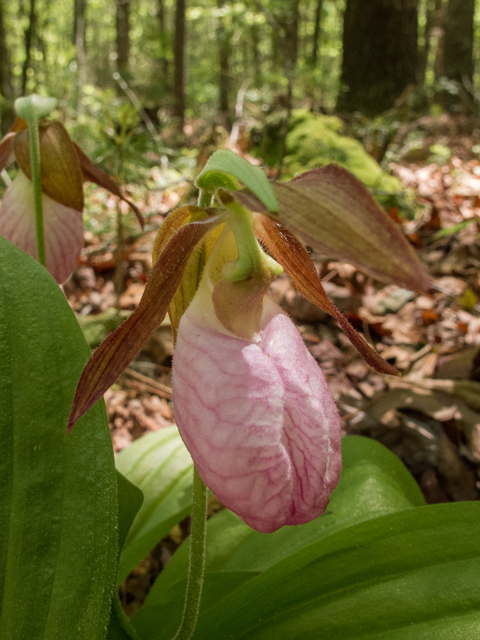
left=116, top=0, right=130, bottom=79
left=173, top=0, right=186, bottom=132
left=432, top=0, right=445, bottom=82
left=442, top=0, right=475, bottom=110
left=0, top=0, right=12, bottom=101
left=157, top=0, right=169, bottom=82
left=74, top=0, right=87, bottom=113
left=21, top=0, right=37, bottom=95
left=310, top=0, right=323, bottom=68
left=279, top=1, right=299, bottom=73
left=217, top=0, right=231, bottom=127
left=251, top=22, right=261, bottom=86
left=0, top=0, right=13, bottom=134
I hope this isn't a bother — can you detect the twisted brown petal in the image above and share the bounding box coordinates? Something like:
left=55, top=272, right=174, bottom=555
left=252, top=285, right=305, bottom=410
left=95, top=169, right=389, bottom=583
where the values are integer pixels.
left=73, top=141, right=145, bottom=228
left=254, top=214, right=398, bottom=376
left=14, top=122, right=84, bottom=211
left=238, top=164, right=432, bottom=294
left=68, top=214, right=225, bottom=431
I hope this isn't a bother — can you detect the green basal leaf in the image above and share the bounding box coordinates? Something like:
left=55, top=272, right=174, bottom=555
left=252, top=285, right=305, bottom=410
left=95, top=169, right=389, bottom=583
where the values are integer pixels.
left=14, top=94, right=57, bottom=122
left=116, top=471, right=144, bottom=571
left=196, top=150, right=278, bottom=212
left=132, top=436, right=425, bottom=640
left=0, top=236, right=117, bottom=640
left=106, top=472, right=144, bottom=640
left=193, top=502, right=480, bottom=640
left=115, top=427, right=194, bottom=585
left=133, top=571, right=257, bottom=640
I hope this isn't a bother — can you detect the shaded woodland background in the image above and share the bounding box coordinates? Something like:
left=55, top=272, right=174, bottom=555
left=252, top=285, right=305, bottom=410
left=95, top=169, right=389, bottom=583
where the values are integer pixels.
left=0, top=0, right=478, bottom=134
left=2, top=0, right=480, bottom=612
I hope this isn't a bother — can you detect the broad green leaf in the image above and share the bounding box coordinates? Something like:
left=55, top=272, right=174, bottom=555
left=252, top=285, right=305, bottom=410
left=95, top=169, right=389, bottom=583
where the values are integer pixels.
left=116, top=471, right=144, bottom=568
left=133, top=571, right=257, bottom=640
left=194, top=502, right=480, bottom=639
left=133, top=436, right=425, bottom=639
left=0, top=237, right=117, bottom=640
left=196, top=150, right=278, bottom=212
left=237, top=165, right=431, bottom=293
left=106, top=472, right=144, bottom=640
left=115, top=427, right=194, bottom=585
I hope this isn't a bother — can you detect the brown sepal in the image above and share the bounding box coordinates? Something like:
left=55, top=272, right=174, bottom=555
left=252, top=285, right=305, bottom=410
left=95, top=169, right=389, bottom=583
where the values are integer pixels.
left=153, top=205, right=211, bottom=263
left=14, top=121, right=84, bottom=211
left=0, top=132, right=15, bottom=173
left=152, top=206, right=222, bottom=340
left=237, top=165, right=432, bottom=294
left=11, top=117, right=29, bottom=133
left=73, top=142, right=145, bottom=229
left=254, top=214, right=398, bottom=376
left=68, top=214, right=224, bottom=431
left=0, top=118, right=32, bottom=172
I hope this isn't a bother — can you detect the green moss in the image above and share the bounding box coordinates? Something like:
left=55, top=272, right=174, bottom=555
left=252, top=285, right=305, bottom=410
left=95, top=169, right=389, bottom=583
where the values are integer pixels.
left=283, top=109, right=410, bottom=214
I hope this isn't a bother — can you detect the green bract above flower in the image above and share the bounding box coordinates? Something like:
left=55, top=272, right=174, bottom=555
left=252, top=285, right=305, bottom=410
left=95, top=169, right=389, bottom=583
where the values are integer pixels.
left=69, top=151, right=431, bottom=431
left=0, top=117, right=144, bottom=284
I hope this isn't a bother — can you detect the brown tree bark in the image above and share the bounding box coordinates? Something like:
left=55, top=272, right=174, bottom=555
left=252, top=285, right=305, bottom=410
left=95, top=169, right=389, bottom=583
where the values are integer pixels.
left=173, top=0, right=186, bottom=132
left=217, top=0, right=231, bottom=127
left=251, top=21, right=261, bottom=86
left=442, top=0, right=475, bottom=111
left=0, top=0, right=13, bottom=134
left=336, top=0, right=419, bottom=116
left=21, top=0, right=37, bottom=95
left=0, top=0, right=12, bottom=101
left=116, top=0, right=130, bottom=79
left=276, top=0, right=299, bottom=73
left=157, top=0, right=169, bottom=83
left=74, top=0, right=87, bottom=112
left=310, top=0, right=323, bottom=68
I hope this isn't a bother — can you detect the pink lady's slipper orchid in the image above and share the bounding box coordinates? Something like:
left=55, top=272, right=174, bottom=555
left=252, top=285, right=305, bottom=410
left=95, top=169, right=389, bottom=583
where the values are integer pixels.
left=172, top=219, right=342, bottom=532
left=68, top=151, right=431, bottom=532
left=0, top=117, right=143, bottom=283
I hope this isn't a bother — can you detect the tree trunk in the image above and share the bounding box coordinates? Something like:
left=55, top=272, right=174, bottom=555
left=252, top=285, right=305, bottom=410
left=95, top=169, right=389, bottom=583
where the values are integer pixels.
left=310, top=0, right=323, bottom=68
left=157, top=0, right=169, bottom=84
left=173, top=0, right=186, bottom=132
left=21, top=0, right=37, bottom=95
left=217, top=0, right=231, bottom=127
left=0, top=0, right=12, bottom=101
left=115, top=0, right=130, bottom=79
left=251, top=21, right=261, bottom=86
left=276, top=1, right=299, bottom=74
left=337, top=0, right=419, bottom=116
left=74, top=0, right=87, bottom=113
left=0, top=0, right=13, bottom=134
left=442, top=0, right=475, bottom=111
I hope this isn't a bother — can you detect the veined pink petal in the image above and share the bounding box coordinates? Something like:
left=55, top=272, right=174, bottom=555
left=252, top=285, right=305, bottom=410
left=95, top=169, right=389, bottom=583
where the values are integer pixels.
left=172, top=298, right=342, bottom=533
left=0, top=171, right=84, bottom=284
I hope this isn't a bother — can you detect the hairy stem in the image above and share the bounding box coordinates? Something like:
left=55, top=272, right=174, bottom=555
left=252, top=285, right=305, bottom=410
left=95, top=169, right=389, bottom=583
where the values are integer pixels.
left=172, top=466, right=208, bottom=640
left=28, top=119, right=46, bottom=266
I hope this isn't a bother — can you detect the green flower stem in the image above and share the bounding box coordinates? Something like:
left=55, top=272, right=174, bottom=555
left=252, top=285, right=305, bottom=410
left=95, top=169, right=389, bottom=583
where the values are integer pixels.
left=28, top=119, right=46, bottom=267
left=172, top=466, right=208, bottom=640
left=14, top=95, right=57, bottom=269
left=223, top=200, right=283, bottom=282
left=198, top=189, right=213, bottom=208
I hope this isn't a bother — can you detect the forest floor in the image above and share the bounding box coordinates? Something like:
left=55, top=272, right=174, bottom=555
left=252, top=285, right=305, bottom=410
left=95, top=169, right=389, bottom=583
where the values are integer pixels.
left=64, top=115, right=480, bottom=614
